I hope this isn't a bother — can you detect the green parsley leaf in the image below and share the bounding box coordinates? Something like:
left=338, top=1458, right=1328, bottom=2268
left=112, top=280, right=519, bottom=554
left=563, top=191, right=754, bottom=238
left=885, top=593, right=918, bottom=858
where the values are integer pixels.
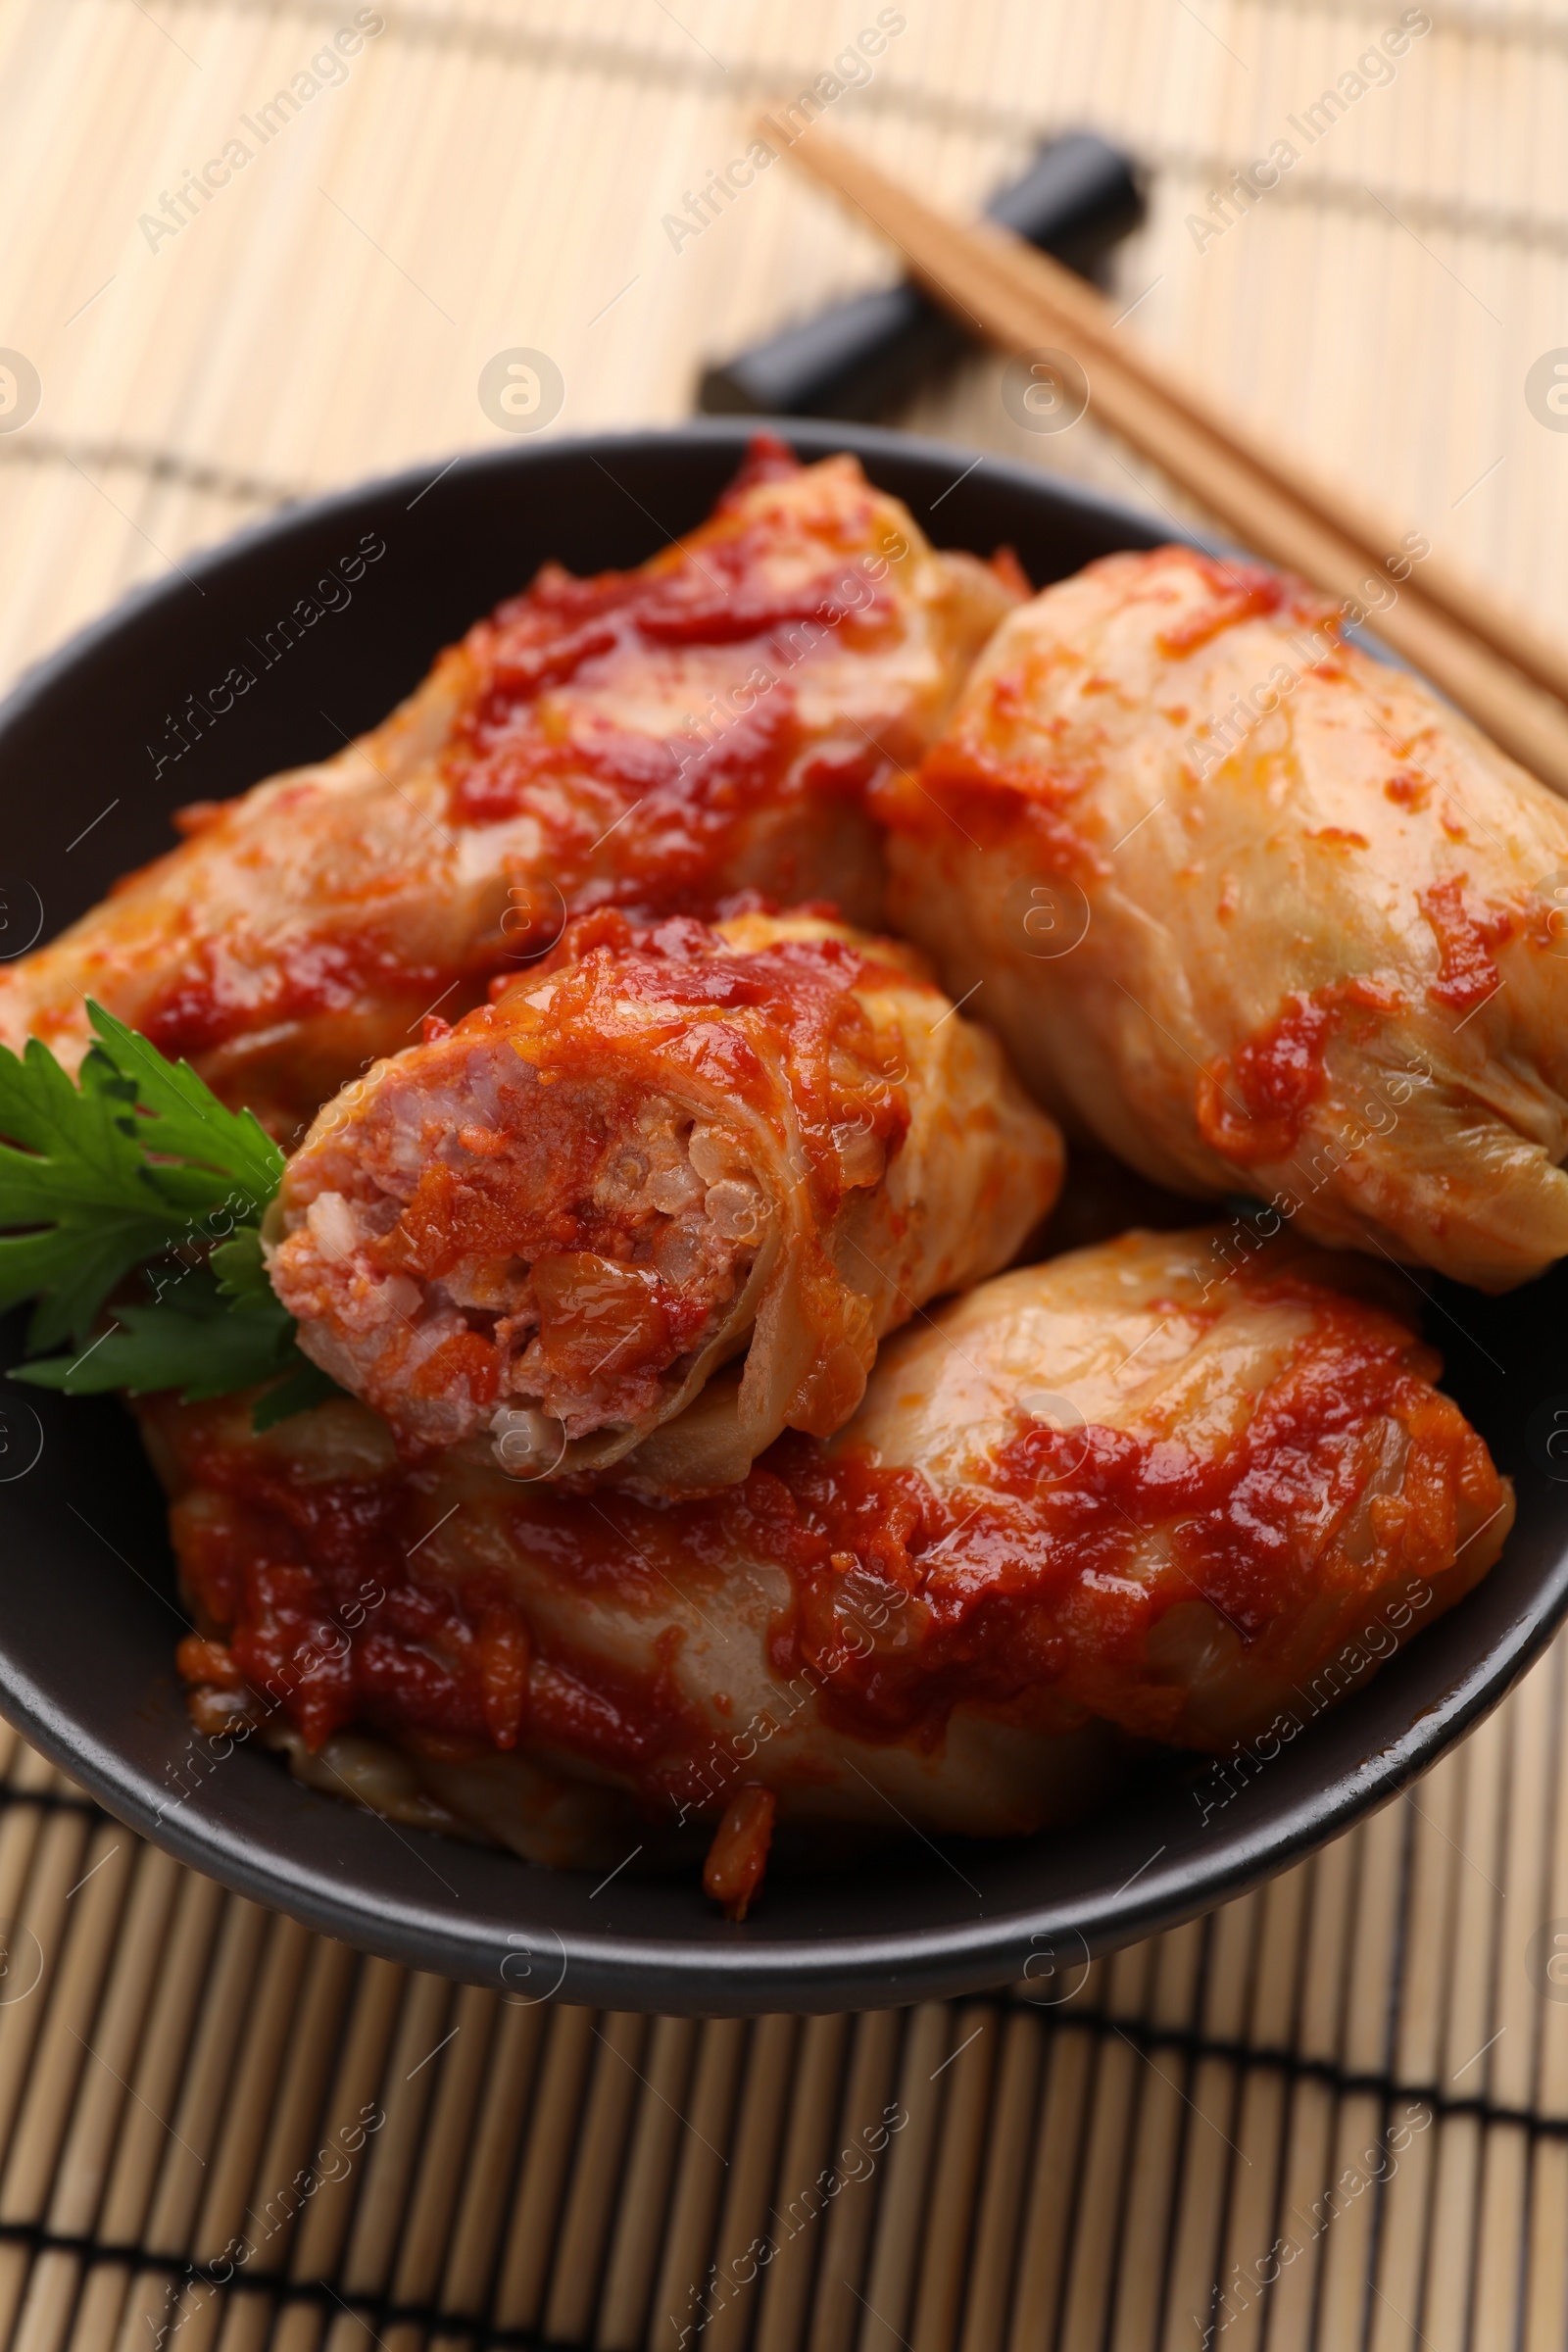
left=2, top=1012, right=343, bottom=1428
left=250, top=1358, right=346, bottom=1431
left=13, top=1266, right=298, bottom=1400
left=0, top=1005, right=288, bottom=1349
left=0, top=1036, right=191, bottom=1348
left=210, top=1225, right=278, bottom=1311
left=85, top=1003, right=283, bottom=1208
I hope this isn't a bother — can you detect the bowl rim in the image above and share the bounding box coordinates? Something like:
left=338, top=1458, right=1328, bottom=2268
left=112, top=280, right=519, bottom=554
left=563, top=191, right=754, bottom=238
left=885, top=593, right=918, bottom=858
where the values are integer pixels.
left=0, top=415, right=1167, bottom=720
left=1, top=413, right=1562, bottom=2015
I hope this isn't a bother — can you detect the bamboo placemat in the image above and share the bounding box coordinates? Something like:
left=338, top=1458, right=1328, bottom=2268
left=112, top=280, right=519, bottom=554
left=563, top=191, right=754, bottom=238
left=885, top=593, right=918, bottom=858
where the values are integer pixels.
left=2, top=1, right=1567, bottom=2344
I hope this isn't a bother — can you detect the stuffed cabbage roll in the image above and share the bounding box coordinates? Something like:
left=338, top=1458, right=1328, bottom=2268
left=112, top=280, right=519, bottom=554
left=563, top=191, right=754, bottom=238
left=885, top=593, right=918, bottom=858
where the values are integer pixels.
left=0, top=440, right=1015, bottom=1137
left=875, top=543, right=1568, bottom=1291
left=266, top=908, right=1063, bottom=1491
left=150, top=1227, right=1510, bottom=1905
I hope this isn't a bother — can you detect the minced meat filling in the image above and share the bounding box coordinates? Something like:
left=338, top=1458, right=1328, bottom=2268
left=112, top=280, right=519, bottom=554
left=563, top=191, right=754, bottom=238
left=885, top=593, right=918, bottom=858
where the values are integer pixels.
left=270, top=1062, right=767, bottom=1462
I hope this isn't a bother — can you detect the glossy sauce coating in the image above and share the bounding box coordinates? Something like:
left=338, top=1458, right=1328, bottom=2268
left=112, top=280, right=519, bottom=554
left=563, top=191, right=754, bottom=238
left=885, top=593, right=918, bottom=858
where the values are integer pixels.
left=268, top=906, right=1062, bottom=1486
left=879, top=543, right=1568, bottom=1290
left=153, top=1228, right=1511, bottom=1837
left=0, top=442, right=1015, bottom=1135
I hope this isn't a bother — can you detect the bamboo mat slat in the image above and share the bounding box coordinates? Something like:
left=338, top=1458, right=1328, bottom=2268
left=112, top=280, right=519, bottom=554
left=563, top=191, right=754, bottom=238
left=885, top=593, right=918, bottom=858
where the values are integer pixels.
left=0, top=1, right=1566, bottom=2344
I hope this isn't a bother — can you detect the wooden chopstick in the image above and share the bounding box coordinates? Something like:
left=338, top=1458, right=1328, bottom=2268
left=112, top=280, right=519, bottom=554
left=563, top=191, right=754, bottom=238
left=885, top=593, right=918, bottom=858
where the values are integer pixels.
left=769, top=121, right=1568, bottom=798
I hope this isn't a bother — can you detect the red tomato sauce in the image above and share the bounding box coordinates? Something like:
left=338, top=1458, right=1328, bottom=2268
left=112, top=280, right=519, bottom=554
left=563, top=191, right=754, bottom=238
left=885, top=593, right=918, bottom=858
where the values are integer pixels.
left=136, top=934, right=448, bottom=1065
left=359, top=909, right=914, bottom=1325
left=171, top=1446, right=703, bottom=1772
left=442, top=436, right=898, bottom=901
left=167, top=1278, right=1494, bottom=1793
left=133, top=437, right=906, bottom=1066
left=1196, top=976, right=1401, bottom=1165
left=1152, top=558, right=1316, bottom=659
left=728, top=1289, right=1462, bottom=1749
left=879, top=732, right=1108, bottom=880
left=1418, top=874, right=1519, bottom=1012
left=491, top=909, right=913, bottom=1196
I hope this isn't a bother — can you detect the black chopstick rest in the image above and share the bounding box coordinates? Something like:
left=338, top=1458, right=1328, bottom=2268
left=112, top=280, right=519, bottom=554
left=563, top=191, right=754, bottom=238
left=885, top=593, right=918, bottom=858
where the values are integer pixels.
left=697, top=129, right=1145, bottom=421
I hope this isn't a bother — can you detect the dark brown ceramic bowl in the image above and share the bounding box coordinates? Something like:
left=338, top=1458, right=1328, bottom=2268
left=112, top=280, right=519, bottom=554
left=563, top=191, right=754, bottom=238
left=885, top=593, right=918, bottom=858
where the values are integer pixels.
left=1, top=418, right=1562, bottom=2014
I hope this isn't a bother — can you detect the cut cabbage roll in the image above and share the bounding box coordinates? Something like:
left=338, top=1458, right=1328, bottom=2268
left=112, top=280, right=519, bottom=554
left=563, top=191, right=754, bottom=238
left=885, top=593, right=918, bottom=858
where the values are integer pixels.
left=149, top=1227, right=1510, bottom=1889
left=0, top=440, right=1015, bottom=1137
left=266, top=908, right=1063, bottom=1491
left=875, top=543, right=1568, bottom=1291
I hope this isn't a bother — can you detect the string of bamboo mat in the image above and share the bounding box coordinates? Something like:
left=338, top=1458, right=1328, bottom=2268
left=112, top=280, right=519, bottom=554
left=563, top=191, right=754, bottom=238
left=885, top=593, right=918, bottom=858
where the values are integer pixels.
left=0, top=1628, right=1560, bottom=2349
left=771, top=120, right=1568, bottom=802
